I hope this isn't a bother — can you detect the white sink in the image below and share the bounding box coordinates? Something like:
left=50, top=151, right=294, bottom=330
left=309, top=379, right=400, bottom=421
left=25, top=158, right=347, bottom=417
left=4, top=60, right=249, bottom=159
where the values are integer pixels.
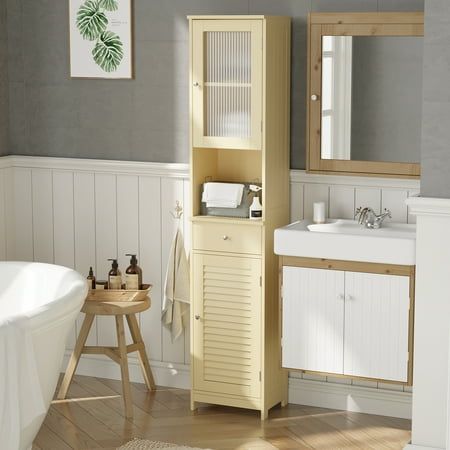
left=274, top=219, right=416, bottom=265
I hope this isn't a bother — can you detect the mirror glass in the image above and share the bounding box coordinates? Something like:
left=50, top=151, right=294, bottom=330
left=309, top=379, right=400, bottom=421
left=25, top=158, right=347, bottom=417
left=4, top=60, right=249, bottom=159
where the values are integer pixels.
left=320, top=36, right=423, bottom=163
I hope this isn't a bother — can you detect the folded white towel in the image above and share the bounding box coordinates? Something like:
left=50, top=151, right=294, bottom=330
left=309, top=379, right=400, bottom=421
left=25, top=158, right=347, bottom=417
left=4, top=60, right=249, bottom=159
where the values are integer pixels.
left=202, top=182, right=244, bottom=209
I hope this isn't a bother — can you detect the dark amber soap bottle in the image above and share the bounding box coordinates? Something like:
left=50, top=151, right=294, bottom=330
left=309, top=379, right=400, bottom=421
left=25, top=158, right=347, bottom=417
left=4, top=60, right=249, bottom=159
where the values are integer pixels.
left=125, top=254, right=142, bottom=290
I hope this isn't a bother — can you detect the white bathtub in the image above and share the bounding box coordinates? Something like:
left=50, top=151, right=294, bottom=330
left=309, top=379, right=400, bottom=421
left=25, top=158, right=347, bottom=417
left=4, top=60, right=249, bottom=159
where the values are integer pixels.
left=0, top=262, right=88, bottom=450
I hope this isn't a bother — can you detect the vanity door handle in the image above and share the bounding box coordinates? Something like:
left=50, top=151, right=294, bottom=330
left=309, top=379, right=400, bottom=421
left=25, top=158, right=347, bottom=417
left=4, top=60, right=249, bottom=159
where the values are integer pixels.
left=193, top=82, right=200, bottom=87
left=345, top=295, right=354, bottom=301
left=338, top=294, right=345, bottom=301
left=222, top=235, right=230, bottom=241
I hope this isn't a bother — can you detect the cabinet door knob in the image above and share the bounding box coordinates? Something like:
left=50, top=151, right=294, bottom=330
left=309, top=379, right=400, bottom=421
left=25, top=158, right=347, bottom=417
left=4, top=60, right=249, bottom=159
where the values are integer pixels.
left=193, top=82, right=200, bottom=87
left=311, top=94, right=319, bottom=101
left=195, top=314, right=200, bottom=320
left=346, top=295, right=354, bottom=301
left=222, top=235, right=230, bottom=241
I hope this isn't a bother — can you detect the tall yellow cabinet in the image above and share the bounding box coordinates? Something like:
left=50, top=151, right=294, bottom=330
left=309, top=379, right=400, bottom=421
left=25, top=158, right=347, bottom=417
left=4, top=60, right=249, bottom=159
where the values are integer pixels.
left=189, top=15, right=291, bottom=419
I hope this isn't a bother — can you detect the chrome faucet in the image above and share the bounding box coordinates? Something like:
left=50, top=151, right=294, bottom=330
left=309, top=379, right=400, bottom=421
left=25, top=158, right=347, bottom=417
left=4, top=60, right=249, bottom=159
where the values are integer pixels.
left=355, top=207, right=392, bottom=229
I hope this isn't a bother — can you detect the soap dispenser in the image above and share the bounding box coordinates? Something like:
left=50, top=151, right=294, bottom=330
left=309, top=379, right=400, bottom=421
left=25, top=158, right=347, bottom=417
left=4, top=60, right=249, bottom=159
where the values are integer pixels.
left=125, top=254, right=142, bottom=290
left=107, top=259, right=122, bottom=290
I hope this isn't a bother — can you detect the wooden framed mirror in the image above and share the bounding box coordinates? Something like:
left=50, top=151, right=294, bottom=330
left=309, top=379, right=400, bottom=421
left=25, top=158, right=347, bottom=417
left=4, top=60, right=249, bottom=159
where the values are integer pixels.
left=306, top=12, right=424, bottom=178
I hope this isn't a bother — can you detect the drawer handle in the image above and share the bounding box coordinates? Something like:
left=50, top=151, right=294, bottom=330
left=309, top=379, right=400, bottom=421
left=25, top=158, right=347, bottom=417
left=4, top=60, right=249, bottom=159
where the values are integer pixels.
left=195, top=315, right=201, bottom=320
left=222, top=235, right=230, bottom=241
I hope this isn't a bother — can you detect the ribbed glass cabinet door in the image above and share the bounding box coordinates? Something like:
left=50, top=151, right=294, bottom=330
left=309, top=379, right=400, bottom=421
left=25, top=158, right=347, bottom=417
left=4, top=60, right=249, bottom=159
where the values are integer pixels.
left=191, top=20, right=263, bottom=150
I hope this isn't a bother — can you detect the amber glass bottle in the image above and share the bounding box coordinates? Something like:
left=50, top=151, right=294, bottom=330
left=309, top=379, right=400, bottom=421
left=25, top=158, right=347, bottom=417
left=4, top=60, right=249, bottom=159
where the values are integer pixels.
left=107, top=259, right=122, bottom=290
left=87, top=266, right=96, bottom=289
left=125, top=254, right=142, bottom=290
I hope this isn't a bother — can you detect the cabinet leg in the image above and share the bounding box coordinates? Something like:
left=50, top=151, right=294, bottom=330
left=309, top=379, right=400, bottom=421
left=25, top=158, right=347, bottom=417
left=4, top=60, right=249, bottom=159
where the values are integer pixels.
left=57, top=313, right=95, bottom=400
left=190, top=398, right=198, bottom=411
left=260, top=408, right=269, bottom=420
left=281, top=399, right=288, bottom=407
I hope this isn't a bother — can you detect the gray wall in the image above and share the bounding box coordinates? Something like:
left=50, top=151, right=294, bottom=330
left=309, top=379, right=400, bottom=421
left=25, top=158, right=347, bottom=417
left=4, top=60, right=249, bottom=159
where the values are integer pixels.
left=0, top=0, right=8, bottom=156
left=420, top=0, right=450, bottom=197
left=351, top=37, right=423, bottom=163
left=6, top=0, right=424, bottom=168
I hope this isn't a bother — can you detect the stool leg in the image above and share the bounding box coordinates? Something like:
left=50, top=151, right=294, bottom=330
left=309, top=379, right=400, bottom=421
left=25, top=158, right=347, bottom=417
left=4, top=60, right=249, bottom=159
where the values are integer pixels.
left=57, top=313, right=95, bottom=400
left=126, top=313, right=156, bottom=390
left=116, top=314, right=133, bottom=418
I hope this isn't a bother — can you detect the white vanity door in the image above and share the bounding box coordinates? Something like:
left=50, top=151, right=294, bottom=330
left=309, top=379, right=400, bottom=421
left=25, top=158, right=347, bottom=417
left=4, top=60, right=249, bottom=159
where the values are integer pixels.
left=344, top=271, right=410, bottom=382
left=282, top=266, right=345, bottom=374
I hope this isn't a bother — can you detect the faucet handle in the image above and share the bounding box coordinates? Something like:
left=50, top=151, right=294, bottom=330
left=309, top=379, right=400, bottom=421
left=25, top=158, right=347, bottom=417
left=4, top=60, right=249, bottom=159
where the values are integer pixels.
left=384, top=208, right=392, bottom=218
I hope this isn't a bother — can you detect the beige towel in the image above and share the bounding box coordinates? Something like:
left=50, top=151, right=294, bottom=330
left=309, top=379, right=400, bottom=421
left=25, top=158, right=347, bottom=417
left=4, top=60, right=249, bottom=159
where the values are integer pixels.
left=162, top=228, right=190, bottom=341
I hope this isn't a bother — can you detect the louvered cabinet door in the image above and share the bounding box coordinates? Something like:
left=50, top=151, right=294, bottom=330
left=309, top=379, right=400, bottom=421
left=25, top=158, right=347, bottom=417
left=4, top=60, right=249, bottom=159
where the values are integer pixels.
left=192, top=253, right=262, bottom=398
left=344, top=272, right=410, bottom=382
left=191, top=19, right=263, bottom=150
left=282, top=266, right=345, bottom=374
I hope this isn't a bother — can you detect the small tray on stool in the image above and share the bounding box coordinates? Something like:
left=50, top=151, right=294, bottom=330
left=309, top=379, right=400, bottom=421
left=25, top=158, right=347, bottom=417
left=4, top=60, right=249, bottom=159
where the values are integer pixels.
left=86, top=284, right=152, bottom=302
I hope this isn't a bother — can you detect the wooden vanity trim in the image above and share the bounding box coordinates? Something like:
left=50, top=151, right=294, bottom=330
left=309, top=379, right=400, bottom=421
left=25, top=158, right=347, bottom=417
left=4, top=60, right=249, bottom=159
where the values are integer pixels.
left=280, top=256, right=414, bottom=277
left=306, top=12, right=424, bottom=179
left=279, top=256, right=415, bottom=386
left=309, top=12, right=424, bottom=25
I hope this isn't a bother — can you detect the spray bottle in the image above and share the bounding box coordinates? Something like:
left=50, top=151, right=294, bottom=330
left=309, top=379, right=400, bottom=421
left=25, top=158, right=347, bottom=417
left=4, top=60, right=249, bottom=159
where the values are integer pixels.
left=249, top=185, right=263, bottom=220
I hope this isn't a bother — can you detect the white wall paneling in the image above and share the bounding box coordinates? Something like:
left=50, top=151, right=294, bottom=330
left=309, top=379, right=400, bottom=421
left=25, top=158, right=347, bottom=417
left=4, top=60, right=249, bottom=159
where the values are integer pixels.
left=95, top=173, right=119, bottom=347
left=0, top=156, right=192, bottom=388
left=73, top=172, right=97, bottom=346
left=290, top=182, right=304, bottom=222
left=303, top=183, right=329, bottom=220
left=32, top=169, right=54, bottom=264
left=0, top=156, right=420, bottom=416
left=329, top=186, right=355, bottom=219
left=291, top=170, right=420, bottom=225
left=382, top=189, right=408, bottom=224
left=138, top=176, right=162, bottom=362
left=8, top=167, right=34, bottom=260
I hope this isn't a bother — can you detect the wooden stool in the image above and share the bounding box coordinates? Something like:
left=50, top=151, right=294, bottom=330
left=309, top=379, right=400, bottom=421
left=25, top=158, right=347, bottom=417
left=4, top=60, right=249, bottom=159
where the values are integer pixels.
left=57, top=296, right=155, bottom=418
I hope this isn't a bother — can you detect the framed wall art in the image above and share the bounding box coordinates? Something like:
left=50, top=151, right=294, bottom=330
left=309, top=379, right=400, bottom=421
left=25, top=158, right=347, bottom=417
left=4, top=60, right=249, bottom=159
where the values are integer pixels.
left=69, top=0, right=133, bottom=79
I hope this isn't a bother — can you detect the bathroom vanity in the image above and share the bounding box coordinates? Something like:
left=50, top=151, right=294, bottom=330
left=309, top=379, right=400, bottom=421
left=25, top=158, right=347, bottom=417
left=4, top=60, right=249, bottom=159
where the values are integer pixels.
left=275, top=219, right=416, bottom=384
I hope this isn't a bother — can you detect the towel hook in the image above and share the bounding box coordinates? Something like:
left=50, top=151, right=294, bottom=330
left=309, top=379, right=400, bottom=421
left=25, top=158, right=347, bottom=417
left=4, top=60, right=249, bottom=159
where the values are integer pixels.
left=170, top=201, right=183, bottom=219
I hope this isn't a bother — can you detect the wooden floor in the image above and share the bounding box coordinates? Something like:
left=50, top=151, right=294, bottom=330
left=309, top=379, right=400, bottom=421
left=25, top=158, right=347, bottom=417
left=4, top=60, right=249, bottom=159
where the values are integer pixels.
left=33, top=375, right=411, bottom=450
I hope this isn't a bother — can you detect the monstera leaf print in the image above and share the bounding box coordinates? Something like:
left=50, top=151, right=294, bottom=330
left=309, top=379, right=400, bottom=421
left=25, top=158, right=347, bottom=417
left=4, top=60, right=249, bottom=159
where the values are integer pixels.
left=99, top=0, right=118, bottom=11
left=92, top=31, right=124, bottom=72
left=76, top=0, right=108, bottom=41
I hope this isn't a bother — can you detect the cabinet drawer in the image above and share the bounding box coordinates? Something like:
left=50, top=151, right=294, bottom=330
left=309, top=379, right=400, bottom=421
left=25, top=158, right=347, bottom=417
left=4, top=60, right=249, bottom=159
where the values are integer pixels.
left=193, top=222, right=262, bottom=255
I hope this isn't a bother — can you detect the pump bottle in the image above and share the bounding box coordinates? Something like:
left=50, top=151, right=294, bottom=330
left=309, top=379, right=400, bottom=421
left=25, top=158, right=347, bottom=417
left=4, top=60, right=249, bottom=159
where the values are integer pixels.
left=107, top=259, right=122, bottom=290
left=125, top=254, right=142, bottom=290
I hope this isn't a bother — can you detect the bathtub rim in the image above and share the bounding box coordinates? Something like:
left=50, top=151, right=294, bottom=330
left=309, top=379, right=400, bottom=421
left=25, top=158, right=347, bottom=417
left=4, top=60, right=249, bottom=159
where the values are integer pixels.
left=0, top=261, right=88, bottom=331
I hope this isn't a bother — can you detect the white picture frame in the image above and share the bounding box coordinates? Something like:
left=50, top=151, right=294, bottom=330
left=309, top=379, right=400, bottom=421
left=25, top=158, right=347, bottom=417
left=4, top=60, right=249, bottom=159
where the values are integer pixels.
left=69, top=0, right=133, bottom=79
